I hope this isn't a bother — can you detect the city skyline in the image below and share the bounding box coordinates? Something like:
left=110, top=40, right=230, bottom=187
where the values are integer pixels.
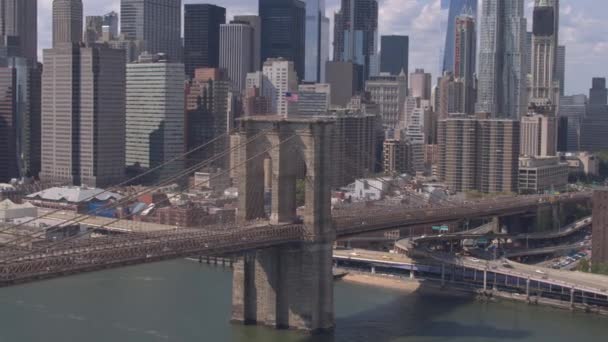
left=33, top=0, right=608, bottom=95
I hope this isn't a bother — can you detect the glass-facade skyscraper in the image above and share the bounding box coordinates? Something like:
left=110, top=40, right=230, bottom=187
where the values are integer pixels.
left=476, top=0, right=527, bottom=119
left=380, top=35, right=409, bottom=77
left=259, top=0, right=306, bottom=80
left=184, top=4, right=226, bottom=79
left=441, top=0, right=477, bottom=73
left=120, top=0, right=182, bottom=62
left=303, top=0, right=329, bottom=83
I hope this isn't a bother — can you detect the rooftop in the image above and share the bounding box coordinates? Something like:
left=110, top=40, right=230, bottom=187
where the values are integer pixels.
left=27, top=186, right=123, bottom=203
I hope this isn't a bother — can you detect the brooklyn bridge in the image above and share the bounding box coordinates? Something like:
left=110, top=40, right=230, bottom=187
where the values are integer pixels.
left=0, top=117, right=594, bottom=332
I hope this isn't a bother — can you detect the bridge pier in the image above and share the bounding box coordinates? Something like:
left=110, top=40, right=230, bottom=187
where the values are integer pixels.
left=231, top=117, right=336, bottom=333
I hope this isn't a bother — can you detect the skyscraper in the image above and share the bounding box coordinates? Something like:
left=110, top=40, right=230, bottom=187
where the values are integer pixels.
left=476, top=0, right=527, bottom=119
left=454, top=14, right=476, bottom=114
left=259, top=0, right=306, bottom=80
left=441, top=0, right=477, bottom=73
left=410, top=69, right=432, bottom=100
left=220, top=21, right=254, bottom=93
left=380, top=35, right=409, bottom=76
left=234, top=15, right=261, bottom=71
left=85, top=15, right=104, bottom=44
left=126, top=53, right=185, bottom=182
left=103, top=11, right=119, bottom=39
left=52, top=0, right=83, bottom=47
left=120, top=0, right=182, bottom=62
left=589, top=77, right=607, bottom=106
left=262, top=58, right=298, bottom=117
left=303, top=0, right=329, bottom=82
left=365, top=72, right=408, bottom=129
left=0, top=67, right=17, bottom=182
left=42, top=3, right=126, bottom=187
left=41, top=45, right=126, bottom=187
left=184, top=4, right=226, bottom=79
left=0, top=0, right=37, bottom=63
left=530, top=0, right=560, bottom=105
left=333, top=0, right=379, bottom=81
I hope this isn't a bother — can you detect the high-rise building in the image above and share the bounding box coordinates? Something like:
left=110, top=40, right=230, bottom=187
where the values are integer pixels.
left=103, top=11, right=119, bottom=40
left=259, top=0, right=306, bottom=80
left=303, top=0, right=329, bottom=83
left=84, top=16, right=104, bottom=44
left=220, top=21, right=254, bottom=93
left=365, top=71, right=408, bottom=129
left=530, top=0, right=560, bottom=105
left=383, top=139, right=421, bottom=176
left=297, top=83, right=331, bottom=116
left=589, top=77, right=608, bottom=106
left=120, top=0, right=182, bottom=62
left=41, top=45, right=126, bottom=187
left=410, top=69, right=432, bottom=101
left=0, top=56, right=41, bottom=180
left=184, top=4, right=226, bottom=79
left=325, top=61, right=362, bottom=107
left=476, top=0, right=527, bottom=119
left=438, top=116, right=520, bottom=193
left=186, top=68, right=233, bottom=169
left=0, top=67, right=17, bottom=182
left=520, top=113, right=557, bottom=157
left=234, top=15, right=261, bottom=71
left=0, top=0, right=37, bottom=63
left=333, top=0, right=379, bottom=81
left=526, top=31, right=533, bottom=75
left=438, top=72, right=465, bottom=118
left=380, top=35, right=409, bottom=77
left=556, top=45, right=566, bottom=97
left=454, top=14, right=476, bottom=114
left=125, top=53, right=185, bottom=182
left=262, top=58, right=298, bottom=117
left=441, top=0, right=477, bottom=73
left=558, top=94, right=586, bottom=152
left=52, top=0, right=83, bottom=48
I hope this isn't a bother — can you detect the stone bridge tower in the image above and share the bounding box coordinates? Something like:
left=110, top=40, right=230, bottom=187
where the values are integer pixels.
left=231, top=116, right=335, bottom=332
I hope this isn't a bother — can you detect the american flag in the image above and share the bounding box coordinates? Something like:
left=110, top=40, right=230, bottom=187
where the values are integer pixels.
left=285, top=92, right=299, bottom=102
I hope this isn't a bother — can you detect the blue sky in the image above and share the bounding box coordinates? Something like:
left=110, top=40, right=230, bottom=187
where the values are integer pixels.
left=37, top=0, right=608, bottom=95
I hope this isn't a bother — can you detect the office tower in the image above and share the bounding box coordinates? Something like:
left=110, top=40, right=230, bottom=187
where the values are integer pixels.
left=303, top=0, right=330, bottom=82
left=186, top=68, right=232, bottom=169
left=556, top=45, right=566, bottom=97
left=0, top=67, right=17, bottom=181
left=0, top=0, right=37, bottom=63
left=262, top=58, right=298, bottom=117
left=333, top=0, right=379, bottom=81
left=220, top=21, right=254, bottom=93
left=530, top=0, right=560, bottom=105
left=0, top=56, right=41, bottom=180
left=121, top=0, right=181, bottom=62
left=477, top=0, right=527, bottom=119
left=85, top=16, right=104, bottom=44
left=520, top=114, right=557, bottom=157
left=325, top=61, right=361, bottom=107
left=365, top=71, right=407, bottom=129
left=526, top=31, right=533, bottom=75
left=125, top=53, right=184, bottom=182
left=558, top=94, right=586, bottom=152
left=441, top=0, right=477, bottom=73
left=297, top=83, right=331, bottom=116
left=438, top=72, right=465, bottom=118
left=52, top=0, right=83, bottom=47
left=402, top=97, right=433, bottom=145
left=410, top=69, right=432, bottom=100
left=380, top=35, right=409, bottom=76
left=454, top=14, right=476, bottom=114
left=589, top=77, right=608, bottom=106
left=103, top=11, right=119, bottom=39
left=383, top=139, right=422, bottom=175
left=234, top=15, right=261, bottom=71
left=184, top=4, right=226, bottom=79
left=41, top=45, right=126, bottom=187
left=438, top=117, right=520, bottom=193
left=260, top=0, right=306, bottom=79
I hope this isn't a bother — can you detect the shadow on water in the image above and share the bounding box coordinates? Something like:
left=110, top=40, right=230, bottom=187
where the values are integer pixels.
left=233, top=280, right=531, bottom=342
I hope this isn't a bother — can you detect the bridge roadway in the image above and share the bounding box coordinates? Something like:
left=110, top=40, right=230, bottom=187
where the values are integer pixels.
left=395, top=239, right=608, bottom=298
left=0, top=192, right=592, bottom=286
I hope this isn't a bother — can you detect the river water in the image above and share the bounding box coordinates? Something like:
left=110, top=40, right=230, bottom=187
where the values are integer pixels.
left=0, top=260, right=606, bottom=342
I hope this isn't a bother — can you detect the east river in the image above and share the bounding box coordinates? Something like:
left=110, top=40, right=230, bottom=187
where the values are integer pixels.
left=0, top=260, right=606, bottom=342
